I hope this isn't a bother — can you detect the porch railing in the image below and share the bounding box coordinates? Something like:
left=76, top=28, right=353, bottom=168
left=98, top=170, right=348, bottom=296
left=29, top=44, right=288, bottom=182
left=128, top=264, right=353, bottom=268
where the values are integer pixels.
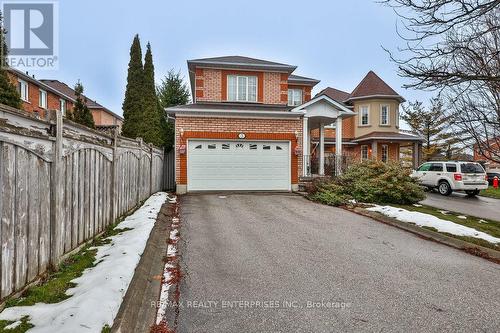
left=304, top=154, right=352, bottom=177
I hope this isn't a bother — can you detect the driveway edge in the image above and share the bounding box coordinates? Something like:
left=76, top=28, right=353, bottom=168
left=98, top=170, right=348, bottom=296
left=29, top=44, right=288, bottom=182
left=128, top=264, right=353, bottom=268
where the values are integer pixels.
left=348, top=207, right=500, bottom=264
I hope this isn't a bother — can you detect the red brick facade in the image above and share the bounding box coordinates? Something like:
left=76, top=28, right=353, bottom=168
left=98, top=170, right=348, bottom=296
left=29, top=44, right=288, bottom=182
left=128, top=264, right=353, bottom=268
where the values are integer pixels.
left=174, top=116, right=303, bottom=185
left=194, top=68, right=295, bottom=105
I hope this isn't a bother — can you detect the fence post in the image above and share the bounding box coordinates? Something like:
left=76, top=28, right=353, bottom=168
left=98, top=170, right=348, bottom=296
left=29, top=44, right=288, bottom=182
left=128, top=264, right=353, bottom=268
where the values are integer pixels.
left=137, top=138, right=143, bottom=201
left=111, top=129, right=118, bottom=221
left=149, top=144, right=154, bottom=195
left=50, top=110, right=64, bottom=268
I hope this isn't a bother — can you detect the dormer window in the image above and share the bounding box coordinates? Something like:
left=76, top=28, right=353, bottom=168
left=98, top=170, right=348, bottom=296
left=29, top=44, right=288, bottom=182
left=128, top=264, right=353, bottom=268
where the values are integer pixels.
left=288, top=89, right=303, bottom=106
left=227, top=75, right=257, bottom=102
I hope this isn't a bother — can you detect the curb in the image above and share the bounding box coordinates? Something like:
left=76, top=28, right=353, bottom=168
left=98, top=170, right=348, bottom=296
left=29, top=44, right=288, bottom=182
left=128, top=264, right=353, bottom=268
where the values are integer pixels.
left=348, top=207, right=500, bottom=264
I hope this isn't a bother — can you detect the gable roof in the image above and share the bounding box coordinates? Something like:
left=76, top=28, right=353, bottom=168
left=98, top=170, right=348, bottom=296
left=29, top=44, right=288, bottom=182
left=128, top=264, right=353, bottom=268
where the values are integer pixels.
left=347, top=71, right=404, bottom=102
left=316, top=87, right=350, bottom=103
left=41, top=80, right=123, bottom=120
left=187, top=55, right=297, bottom=72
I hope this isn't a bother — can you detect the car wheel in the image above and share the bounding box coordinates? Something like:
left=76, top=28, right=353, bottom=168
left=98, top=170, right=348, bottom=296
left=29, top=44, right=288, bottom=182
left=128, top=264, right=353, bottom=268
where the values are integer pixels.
left=465, top=190, right=480, bottom=197
left=438, top=181, right=452, bottom=196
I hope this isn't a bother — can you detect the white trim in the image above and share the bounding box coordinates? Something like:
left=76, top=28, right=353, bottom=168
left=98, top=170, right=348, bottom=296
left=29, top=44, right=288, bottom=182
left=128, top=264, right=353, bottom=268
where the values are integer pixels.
left=359, top=104, right=370, bottom=126
left=188, top=60, right=295, bottom=70
left=380, top=104, right=390, bottom=125
left=361, top=145, right=369, bottom=161
left=170, top=109, right=304, bottom=119
left=39, top=89, right=47, bottom=109
left=226, top=74, right=258, bottom=102
left=288, top=88, right=303, bottom=106
left=291, top=94, right=355, bottom=115
left=18, top=79, right=29, bottom=102
left=186, top=138, right=292, bottom=192
left=381, top=144, right=389, bottom=162
left=347, top=94, right=406, bottom=102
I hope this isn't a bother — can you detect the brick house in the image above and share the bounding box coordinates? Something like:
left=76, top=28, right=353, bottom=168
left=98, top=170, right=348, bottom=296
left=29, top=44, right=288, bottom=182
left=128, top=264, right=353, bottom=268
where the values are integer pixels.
left=166, top=56, right=424, bottom=194
left=7, top=68, right=123, bottom=132
left=473, top=138, right=500, bottom=171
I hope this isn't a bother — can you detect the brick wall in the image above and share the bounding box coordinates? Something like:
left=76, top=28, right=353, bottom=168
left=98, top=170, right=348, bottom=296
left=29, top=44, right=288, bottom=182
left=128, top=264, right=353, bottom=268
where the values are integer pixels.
left=194, top=67, right=287, bottom=105
left=263, top=72, right=282, bottom=104
left=175, top=116, right=303, bottom=185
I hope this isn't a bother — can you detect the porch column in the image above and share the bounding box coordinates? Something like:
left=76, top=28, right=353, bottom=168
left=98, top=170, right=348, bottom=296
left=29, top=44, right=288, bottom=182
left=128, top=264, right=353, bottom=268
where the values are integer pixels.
left=319, top=123, right=325, bottom=176
left=302, top=117, right=309, bottom=176
left=371, top=141, right=378, bottom=160
left=335, top=116, right=343, bottom=175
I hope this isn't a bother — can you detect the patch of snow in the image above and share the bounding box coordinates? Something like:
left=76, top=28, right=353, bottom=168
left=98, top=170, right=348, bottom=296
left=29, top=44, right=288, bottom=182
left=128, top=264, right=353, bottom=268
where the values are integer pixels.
left=348, top=199, right=357, bottom=204
left=367, top=205, right=500, bottom=244
left=412, top=204, right=423, bottom=207
left=457, top=215, right=467, bottom=220
left=0, top=192, right=168, bottom=333
left=156, top=213, right=180, bottom=325
left=4, top=320, right=22, bottom=330
left=439, top=210, right=450, bottom=215
left=479, top=219, right=487, bottom=224
left=218, top=195, right=227, bottom=199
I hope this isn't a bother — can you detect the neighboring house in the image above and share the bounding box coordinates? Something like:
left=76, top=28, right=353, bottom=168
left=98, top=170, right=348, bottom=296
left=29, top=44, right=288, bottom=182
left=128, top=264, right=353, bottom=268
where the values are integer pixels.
left=7, top=68, right=75, bottom=117
left=474, top=138, right=500, bottom=171
left=41, top=80, right=123, bottom=133
left=7, top=68, right=123, bottom=132
left=166, top=56, right=424, bottom=194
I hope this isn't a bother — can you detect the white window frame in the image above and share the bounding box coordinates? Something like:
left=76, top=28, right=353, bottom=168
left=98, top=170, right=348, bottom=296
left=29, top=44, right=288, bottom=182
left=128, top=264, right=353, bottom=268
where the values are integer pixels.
left=227, top=75, right=258, bottom=102
left=18, top=79, right=29, bottom=101
left=288, top=88, right=303, bottom=106
left=59, top=98, right=66, bottom=115
left=395, top=105, right=400, bottom=128
left=361, top=145, right=369, bottom=161
left=359, top=105, right=370, bottom=126
left=39, top=89, right=47, bottom=109
left=381, top=144, right=389, bottom=162
left=380, top=104, right=390, bottom=125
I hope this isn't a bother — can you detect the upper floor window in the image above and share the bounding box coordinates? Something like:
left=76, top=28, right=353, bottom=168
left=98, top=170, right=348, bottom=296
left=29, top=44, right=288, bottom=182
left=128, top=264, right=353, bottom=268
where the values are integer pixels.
left=288, top=89, right=303, bottom=106
left=227, top=75, right=257, bottom=102
left=360, top=105, right=369, bottom=125
left=39, top=89, right=47, bottom=109
left=380, top=105, right=390, bottom=125
left=395, top=105, right=400, bottom=127
left=59, top=99, right=66, bottom=115
left=18, top=79, right=28, bottom=101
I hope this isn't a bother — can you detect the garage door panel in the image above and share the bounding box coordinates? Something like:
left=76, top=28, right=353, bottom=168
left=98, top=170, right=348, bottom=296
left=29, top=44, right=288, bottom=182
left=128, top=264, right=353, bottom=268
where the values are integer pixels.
left=187, top=140, right=290, bottom=191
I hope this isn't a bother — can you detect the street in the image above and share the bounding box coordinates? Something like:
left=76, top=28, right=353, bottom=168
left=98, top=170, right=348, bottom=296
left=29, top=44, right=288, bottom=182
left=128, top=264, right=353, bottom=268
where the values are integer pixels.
left=176, top=194, right=500, bottom=332
left=421, top=192, right=500, bottom=221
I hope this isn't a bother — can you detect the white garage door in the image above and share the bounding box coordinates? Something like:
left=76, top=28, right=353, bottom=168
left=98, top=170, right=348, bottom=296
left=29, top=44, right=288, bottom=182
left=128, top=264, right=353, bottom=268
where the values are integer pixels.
left=187, top=140, right=290, bottom=191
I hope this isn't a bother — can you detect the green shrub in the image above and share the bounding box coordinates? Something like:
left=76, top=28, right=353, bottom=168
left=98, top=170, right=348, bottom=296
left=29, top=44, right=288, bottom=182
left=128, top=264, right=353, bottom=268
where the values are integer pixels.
left=308, top=160, right=425, bottom=206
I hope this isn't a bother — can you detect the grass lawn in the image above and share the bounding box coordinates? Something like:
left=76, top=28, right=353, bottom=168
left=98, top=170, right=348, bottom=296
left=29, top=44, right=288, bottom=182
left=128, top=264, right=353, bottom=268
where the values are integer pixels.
left=395, top=204, right=500, bottom=251
left=480, top=186, right=500, bottom=199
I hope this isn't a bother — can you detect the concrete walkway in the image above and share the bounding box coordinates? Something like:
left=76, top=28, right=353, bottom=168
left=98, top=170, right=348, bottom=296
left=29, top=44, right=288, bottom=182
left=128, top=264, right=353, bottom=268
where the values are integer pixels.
left=177, top=194, right=500, bottom=333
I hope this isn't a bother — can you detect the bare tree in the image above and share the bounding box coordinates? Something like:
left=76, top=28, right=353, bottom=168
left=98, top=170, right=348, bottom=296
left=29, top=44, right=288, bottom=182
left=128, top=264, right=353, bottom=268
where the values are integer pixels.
left=381, top=0, right=500, bottom=163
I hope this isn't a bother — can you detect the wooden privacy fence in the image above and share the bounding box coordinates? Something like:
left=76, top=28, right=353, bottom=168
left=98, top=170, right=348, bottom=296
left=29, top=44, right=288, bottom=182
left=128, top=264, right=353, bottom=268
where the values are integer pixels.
left=0, top=104, right=165, bottom=302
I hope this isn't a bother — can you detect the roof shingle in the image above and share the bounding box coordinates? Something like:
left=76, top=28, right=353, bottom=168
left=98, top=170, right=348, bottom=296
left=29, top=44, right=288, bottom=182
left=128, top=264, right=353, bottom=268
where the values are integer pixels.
left=348, top=71, right=401, bottom=100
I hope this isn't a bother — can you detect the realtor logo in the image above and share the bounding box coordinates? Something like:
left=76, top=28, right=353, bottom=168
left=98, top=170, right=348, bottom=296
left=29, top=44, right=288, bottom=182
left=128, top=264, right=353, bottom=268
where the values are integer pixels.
left=2, top=1, right=59, bottom=69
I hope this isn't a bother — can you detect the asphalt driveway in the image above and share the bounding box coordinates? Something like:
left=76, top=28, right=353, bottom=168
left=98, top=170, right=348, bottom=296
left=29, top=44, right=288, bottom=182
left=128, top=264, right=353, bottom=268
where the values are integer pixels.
left=177, top=194, right=500, bottom=333
left=421, top=192, right=500, bottom=221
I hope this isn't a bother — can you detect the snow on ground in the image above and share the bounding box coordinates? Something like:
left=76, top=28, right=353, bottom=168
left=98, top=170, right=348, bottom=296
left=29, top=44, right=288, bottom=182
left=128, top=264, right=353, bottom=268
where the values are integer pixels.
left=155, top=195, right=180, bottom=325
left=367, top=205, right=500, bottom=244
left=0, top=192, right=168, bottom=333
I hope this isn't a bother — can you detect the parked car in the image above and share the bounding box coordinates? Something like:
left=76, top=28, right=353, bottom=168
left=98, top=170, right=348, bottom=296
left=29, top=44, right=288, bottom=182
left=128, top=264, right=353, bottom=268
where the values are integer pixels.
left=487, top=172, right=500, bottom=186
left=412, top=161, right=488, bottom=196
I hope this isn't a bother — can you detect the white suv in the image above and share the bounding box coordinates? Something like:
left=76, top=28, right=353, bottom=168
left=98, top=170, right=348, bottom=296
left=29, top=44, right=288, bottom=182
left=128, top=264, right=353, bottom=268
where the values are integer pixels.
left=412, top=161, right=488, bottom=196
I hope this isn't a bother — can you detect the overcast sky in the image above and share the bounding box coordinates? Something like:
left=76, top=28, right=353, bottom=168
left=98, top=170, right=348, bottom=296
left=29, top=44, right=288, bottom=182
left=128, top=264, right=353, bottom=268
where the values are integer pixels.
left=32, top=0, right=434, bottom=115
